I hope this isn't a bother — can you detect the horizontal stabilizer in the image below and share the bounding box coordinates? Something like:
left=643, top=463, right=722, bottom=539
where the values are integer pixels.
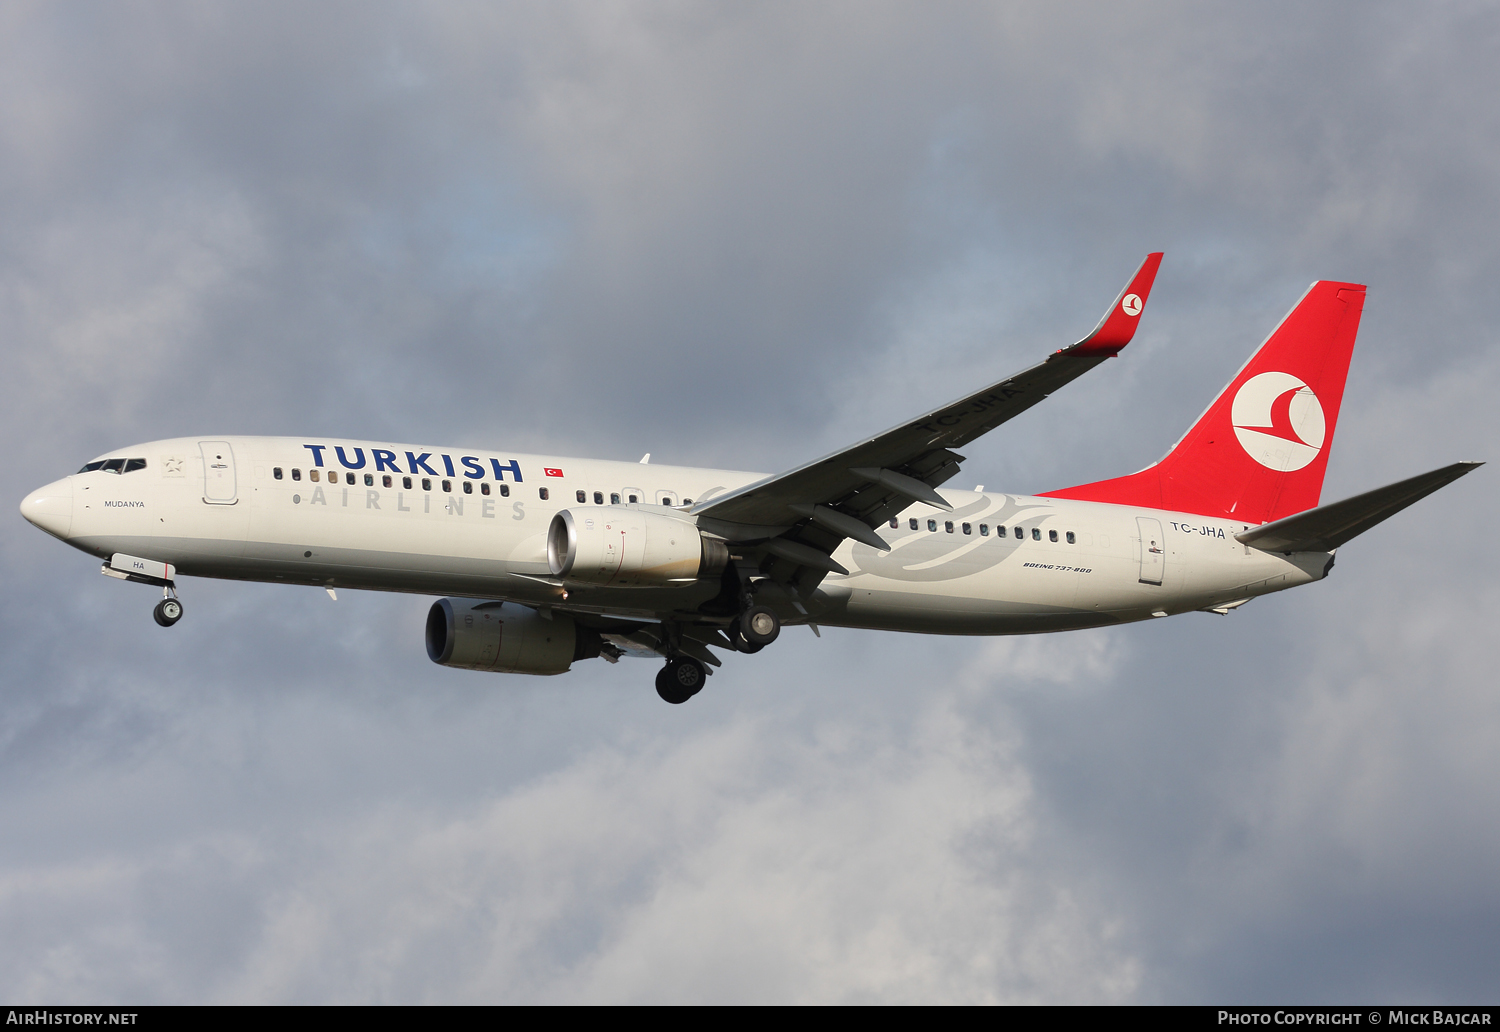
left=1236, top=461, right=1481, bottom=553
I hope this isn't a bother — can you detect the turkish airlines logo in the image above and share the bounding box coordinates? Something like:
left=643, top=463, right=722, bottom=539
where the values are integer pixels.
left=1231, top=372, right=1326, bottom=471
left=1121, top=294, right=1143, bottom=317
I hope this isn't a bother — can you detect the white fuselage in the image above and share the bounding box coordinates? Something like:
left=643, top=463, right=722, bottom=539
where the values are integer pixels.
left=22, top=436, right=1331, bottom=634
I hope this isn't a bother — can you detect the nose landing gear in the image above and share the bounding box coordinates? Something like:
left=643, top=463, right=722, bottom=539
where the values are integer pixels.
left=152, top=585, right=183, bottom=627
left=153, top=598, right=183, bottom=626
left=102, top=555, right=184, bottom=627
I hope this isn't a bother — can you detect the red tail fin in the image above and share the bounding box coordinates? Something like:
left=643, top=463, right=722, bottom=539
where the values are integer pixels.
left=1041, top=281, right=1367, bottom=524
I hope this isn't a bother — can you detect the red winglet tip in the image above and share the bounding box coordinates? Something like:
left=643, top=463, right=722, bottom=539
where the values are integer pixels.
left=1067, top=252, right=1164, bottom=357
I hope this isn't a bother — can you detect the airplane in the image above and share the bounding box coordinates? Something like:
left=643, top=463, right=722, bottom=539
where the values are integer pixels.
left=19, top=254, right=1481, bottom=704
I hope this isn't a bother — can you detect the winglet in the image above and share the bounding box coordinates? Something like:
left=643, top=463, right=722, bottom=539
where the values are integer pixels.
left=1060, top=252, right=1164, bottom=358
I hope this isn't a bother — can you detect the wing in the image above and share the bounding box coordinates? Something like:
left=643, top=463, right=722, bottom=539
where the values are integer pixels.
left=692, top=253, right=1163, bottom=584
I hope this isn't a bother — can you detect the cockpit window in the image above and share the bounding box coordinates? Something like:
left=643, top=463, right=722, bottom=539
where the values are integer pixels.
left=78, top=457, right=148, bottom=474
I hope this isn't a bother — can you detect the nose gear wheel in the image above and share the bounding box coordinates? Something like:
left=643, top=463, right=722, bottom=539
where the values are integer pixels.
left=153, top=598, right=183, bottom=627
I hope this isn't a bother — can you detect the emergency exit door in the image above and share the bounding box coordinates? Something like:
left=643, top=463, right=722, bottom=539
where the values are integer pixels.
left=1136, top=516, right=1164, bottom=585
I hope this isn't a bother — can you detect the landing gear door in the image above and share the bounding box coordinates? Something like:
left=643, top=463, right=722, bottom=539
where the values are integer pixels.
left=200, top=441, right=238, bottom=504
left=1136, top=516, right=1165, bottom=585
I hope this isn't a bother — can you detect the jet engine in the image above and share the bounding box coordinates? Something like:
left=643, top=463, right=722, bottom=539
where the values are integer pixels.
left=425, top=598, right=601, bottom=675
left=547, top=507, right=729, bottom=587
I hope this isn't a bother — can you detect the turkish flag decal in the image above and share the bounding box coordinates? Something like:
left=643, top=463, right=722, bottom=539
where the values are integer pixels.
left=544, top=467, right=564, bottom=477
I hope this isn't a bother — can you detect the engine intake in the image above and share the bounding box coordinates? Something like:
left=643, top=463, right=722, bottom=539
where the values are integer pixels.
left=425, top=598, right=601, bottom=675
left=547, top=507, right=728, bottom=586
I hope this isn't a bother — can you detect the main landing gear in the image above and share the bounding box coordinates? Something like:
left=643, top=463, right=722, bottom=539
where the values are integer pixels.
left=152, top=586, right=183, bottom=627
left=656, top=655, right=707, bottom=705
left=655, top=605, right=784, bottom=704
left=733, top=605, right=780, bottom=651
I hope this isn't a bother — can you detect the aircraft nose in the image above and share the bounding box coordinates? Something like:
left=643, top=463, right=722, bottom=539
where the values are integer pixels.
left=20, top=478, right=73, bottom=540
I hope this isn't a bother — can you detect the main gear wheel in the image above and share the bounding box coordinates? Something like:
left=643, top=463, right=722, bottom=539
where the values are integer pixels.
left=655, top=656, right=707, bottom=704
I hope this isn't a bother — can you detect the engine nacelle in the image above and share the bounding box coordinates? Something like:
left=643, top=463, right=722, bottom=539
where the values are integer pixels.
left=425, top=598, right=600, bottom=675
left=547, top=507, right=729, bottom=587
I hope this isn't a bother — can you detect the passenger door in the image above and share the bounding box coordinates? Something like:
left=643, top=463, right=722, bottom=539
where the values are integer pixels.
left=1136, top=516, right=1164, bottom=585
left=199, top=441, right=238, bottom=504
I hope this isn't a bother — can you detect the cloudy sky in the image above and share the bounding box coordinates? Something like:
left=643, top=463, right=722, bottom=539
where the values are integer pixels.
left=2, top=1, right=1498, bottom=1003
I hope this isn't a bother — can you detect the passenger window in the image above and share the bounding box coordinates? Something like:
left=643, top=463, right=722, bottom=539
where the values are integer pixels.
left=661, top=496, right=674, bottom=506
left=463, top=481, right=473, bottom=495
left=962, top=523, right=971, bottom=535
left=292, top=469, right=301, bottom=482
left=945, top=521, right=954, bottom=534
left=402, top=477, right=412, bottom=489
left=481, top=483, right=491, bottom=496
left=889, top=519, right=899, bottom=529
left=610, top=493, right=620, bottom=504
left=1015, top=527, right=1023, bottom=539
left=1049, top=530, right=1058, bottom=542
left=980, top=524, right=988, bottom=536
left=421, top=478, right=432, bottom=492
left=627, top=494, right=638, bottom=503
left=383, top=475, right=393, bottom=488
left=909, top=518, right=919, bottom=531
left=274, top=467, right=283, bottom=480
left=927, top=519, right=937, bottom=532
left=1066, top=531, right=1076, bottom=544
left=500, top=484, right=510, bottom=497
left=124, top=458, right=146, bottom=473
left=575, top=490, right=586, bottom=503
left=310, top=470, right=320, bottom=482
left=539, top=487, right=549, bottom=501
left=592, top=491, right=603, bottom=504
left=103, top=459, right=125, bottom=473
left=364, top=474, right=374, bottom=487
left=346, top=472, right=356, bottom=486
left=442, top=480, right=452, bottom=493
left=1032, top=528, right=1041, bottom=541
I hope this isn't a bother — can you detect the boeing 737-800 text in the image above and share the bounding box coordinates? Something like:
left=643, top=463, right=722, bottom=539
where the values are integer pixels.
left=20, top=255, right=1480, bottom=703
